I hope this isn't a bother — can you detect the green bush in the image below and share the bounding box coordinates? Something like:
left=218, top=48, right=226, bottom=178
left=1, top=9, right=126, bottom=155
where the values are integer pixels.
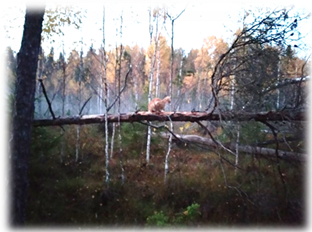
left=146, top=211, right=169, bottom=227
left=146, top=203, right=201, bottom=227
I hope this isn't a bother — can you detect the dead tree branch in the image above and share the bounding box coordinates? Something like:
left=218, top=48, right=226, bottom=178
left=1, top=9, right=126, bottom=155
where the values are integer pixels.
left=159, top=133, right=304, bottom=162
left=33, top=110, right=305, bottom=127
left=38, top=79, right=56, bottom=119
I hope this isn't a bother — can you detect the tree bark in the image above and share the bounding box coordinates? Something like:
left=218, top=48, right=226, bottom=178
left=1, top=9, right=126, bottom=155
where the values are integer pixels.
left=146, top=10, right=159, bottom=164
left=11, top=8, right=44, bottom=226
left=33, top=111, right=305, bottom=127
left=102, top=6, right=110, bottom=185
left=160, top=133, right=304, bottom=162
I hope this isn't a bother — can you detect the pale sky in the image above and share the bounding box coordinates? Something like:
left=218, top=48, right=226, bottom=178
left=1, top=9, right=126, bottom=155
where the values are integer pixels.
left=1, top=0, right=311, bottom=59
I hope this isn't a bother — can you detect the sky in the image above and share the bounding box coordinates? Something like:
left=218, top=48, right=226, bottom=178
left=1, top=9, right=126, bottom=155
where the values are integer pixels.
left=1, top=0, right=311, bottom=59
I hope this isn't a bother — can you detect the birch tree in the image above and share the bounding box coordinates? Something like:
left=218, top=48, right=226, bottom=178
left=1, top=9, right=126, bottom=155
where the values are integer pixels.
left=146, top=7, right=160, bottom=164
left=164, top=7, right=185, bottom=182
left=101, top=6, right=110, bottom=185
left=75, top=45, right=84, bottom=162
left=166, top=7, right=185, bottom=109
left=117, top=13, right=125, bottom=184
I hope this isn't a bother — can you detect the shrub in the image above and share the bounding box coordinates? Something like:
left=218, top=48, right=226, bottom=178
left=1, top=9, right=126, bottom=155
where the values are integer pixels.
left=146, top=211, right=169, bottom=227
left=146, top=203, right=201, bottom=227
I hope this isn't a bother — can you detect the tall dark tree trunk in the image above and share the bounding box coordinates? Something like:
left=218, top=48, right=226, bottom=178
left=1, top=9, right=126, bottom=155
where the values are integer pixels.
left=11, top=8, right=44, bottom=226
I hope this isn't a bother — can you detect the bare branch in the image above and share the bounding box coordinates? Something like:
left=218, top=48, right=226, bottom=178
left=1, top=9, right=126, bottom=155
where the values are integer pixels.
left=33, top=110, right=304, bottom=127
left=107, top=66, right=132, bottom=112
left=38, top=79, right=56, bottom=119
left=78, top=96, right=92, bottom=116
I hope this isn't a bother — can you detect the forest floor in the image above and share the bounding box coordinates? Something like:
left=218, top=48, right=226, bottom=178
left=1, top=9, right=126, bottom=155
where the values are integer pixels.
left=26, top=123, right=305, bottom=228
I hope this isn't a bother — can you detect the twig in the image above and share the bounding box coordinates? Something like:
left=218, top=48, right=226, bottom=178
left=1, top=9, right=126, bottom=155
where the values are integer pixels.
left=258, top=120, right=287, bottom=192
left=38, top=79, right=56, bottom=119
left=107, top=66, right=132, bottom=112
left=79, top=96, right=92, bottom=116
left=38, top=79, right=65, bottom=132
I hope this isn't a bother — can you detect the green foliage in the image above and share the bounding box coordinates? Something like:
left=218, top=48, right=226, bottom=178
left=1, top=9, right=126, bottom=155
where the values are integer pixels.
left=172, top=203, right=201, bottom=225
left=173, top=74, right=183, bottom=88
left=31, top=127, right=62, bottom=155
left=137, top=91, right=149, bottom=111
left=239, top=121, right=267, bottom=145
left=146, top=203, right=201, bottom=227
left=146, top=211, right=169, bottom=227
left=121, top=122, right=146, bottom=157
left=217, top=121, right=266, bottom=145
left=185, top=203, right=201, bottom=220
left=26, top=119, right=303, bottom=227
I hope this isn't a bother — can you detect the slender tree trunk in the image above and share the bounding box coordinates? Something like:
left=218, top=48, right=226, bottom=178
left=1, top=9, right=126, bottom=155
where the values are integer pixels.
left=164, top=118, right=173, bottom=183
left=60, top=43, right=66, bottom=163
left=276, top=54, right=281, bottom=110
left=11, top=8, right=44, bottom=226
left=230, top=75, right=235, bottom=110
left=110, top=123, right=116, bottom=159
left=197, top=71, right=202, bottom=110
left=117, top=13, right=125, bottom=184
left=134, top=80, right=139, bottom=108
left=148, top=8, right=153, bottom=45
left=76, top=47, right=83, bottom=162
left=235, top=123, right=240, bottom=175
left=176, top=53, right=183, bottom=111
left=102, top=6, right=110, bottom=185
left=165, top=16, right=175, bottom=179
left=146, top=11, right=159, bottom=164
left=146, top=126, right=152, bottom=164
left=75, top=126, right=80, bottom=162
left=155, top=45, right=161, bottom=98
left=36, top=46, right=43, bottom=118
left=61, top=43, right=66, bottom=117
left=167, top=9, right=185, bottom=109
left=169, top=19, right=174, bottom=110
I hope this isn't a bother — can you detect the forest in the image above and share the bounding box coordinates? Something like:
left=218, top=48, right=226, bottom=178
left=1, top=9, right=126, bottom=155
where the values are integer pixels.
left=7, top=3, right=310, bottom=228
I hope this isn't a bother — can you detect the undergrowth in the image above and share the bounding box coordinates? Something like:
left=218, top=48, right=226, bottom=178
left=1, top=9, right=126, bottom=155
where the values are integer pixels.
left=26, top=124, right=305, bottom=227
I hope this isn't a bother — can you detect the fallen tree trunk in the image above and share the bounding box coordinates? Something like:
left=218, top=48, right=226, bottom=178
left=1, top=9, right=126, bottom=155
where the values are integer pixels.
left=159, top=133, right=305, bottom=162
left=33, top=110, right=305, bottom=127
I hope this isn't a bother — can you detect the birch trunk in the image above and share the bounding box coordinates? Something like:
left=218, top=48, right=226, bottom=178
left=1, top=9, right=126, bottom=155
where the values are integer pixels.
left=75, top=48, right=83, bottom=162
left=117, top=13, right=125, bottom=184
left=230, top=75, right=235, bottom=110
left=164, top=118, right=173, bottom=183
left=176, top=55, right=183, bottom=111
left=102, top=6, right=110, bottom=184
left=133, top=74, right=139, bottom=108
left=110, top=123, right=116, bottom=159
left=146, top=10, right=159, bottom=164
left=155, top=45, right=161, bottom=98
left=276, top=54, right=281, bottom=110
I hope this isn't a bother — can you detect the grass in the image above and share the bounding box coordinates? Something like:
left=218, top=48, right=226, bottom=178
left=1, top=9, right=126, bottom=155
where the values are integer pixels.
left=25, top=124, right=305, bottom=227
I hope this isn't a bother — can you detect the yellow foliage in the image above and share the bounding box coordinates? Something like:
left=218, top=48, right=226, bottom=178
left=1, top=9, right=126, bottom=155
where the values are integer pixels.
left=183, top=122, right=192, bottom=130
